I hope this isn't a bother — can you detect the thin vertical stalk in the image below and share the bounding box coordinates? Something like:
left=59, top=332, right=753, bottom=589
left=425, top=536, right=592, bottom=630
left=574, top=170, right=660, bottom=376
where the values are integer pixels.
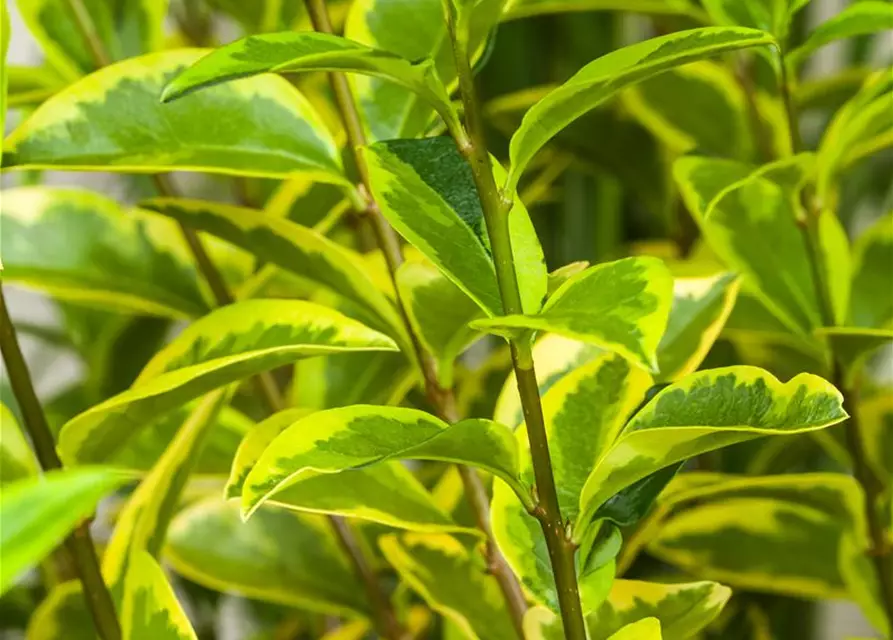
left=0, top=287, right=122, bottom=640
left=301, top=0, right=528, bottom=633
left=442, top=6, right=588, bottom=638
left=778, top=54, right=893, bottom=627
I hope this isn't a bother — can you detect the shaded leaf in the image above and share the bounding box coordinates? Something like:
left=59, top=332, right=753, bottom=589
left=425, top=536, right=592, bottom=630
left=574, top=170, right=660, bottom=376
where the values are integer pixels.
left=121, top=551, right=197, bottom=640
left=788, top=2, right=893, bottom=66
left=816, top=327, right=893, bottom=386
left=379, top=534, right=518, bottom=640
left=577, top=366, right=847, bottom=539
left=165, top=498, right=369, bottom=616
left=0, top=403, right=38, bottom=484
left=505, top=27, right=775, bottom=191
left=3, top=50, right=342, bottom=181
left=0, top=468, right=128, bottom=594
left=364, top=136, right=547, bottom=316
left=473, top=257, right=673, bottom=372
left=240, top=405, right=527, bottom=517
left=0, top=187, right=208, bottom=318
left=58, top=299, right=396, bottom=465
left=26, top=581, right=95, bottom=640
left=849, top=212, right=893, bottom=329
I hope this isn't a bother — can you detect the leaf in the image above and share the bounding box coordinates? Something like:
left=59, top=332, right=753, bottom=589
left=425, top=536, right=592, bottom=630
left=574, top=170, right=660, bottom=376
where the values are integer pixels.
left=815, top=208, right=851, bottom=327
left=473, top=257, right=673, bottom=372
left=293, top=350, right=415, bottom=410
left=6, top=65, right=64, bottom=109
left=0, top=187, right=209, bottom=319
left=657, top=273, right=741, bottom=382
left=26, top=581, right=95, bottom=640
left=815, top=327, right=893, bottom=386
left=788, top=2, right=893, bottom=66
left=623, top=61, right=753, bottom=160
left=161, top=32, right=460, bottom=137
left=0, top=468, right=128, bottom=594
left=3, top=50, right=343, bottom=181
left=364, top=136, right=547, bottom=316
left=607, top=618, right=662, bottom=640
left=505, top=27, right=775, bottom=191
left=0, top=403, right=38, bottom=484
left=165, top=498, right=369, bottom=616
left=58, top=299, right=397, bottom=465
left=588, top=580, right=730, bottom=640
left=396, top=259, right=483, bottom=386
left=648, top=475, right=863, bottom=600
left=577, top=366, right=847, bottom=539
left=860, top=393, right=893, bottom=490
left=379, top=534, right=518, bottom=640
left=102, top=390, right=231, bottom=593
left=533, top=352, right=653, bottom=520
left=240, top=405, right=528, bottom=518
left=500, top=0, right=705, bottom=22
left=0, top=0, right=8, bottom=168
left=701, top=0, right=807, bottom=41
left=121, top=551, right=197, bottom=640
left=139, top=197, right=403, bottom=338
left=849, top=212, right=893, bottom=329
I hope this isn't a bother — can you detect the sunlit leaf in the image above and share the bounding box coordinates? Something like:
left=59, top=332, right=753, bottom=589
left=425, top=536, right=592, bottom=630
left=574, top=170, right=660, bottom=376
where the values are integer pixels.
left=0, top=187, right=208, bottom=318
left=607, top=618, right=662, bottom=639
left=379, top=534, right=518, bottom=640
left=121, top=551, right=197, bottom=639
left=0, top=403, right=38, bottom=484
left=500, top=0, right=705, bottom=22
left=577, top=366, right=847, bottom=539
left=166, top=498, right=369, bottom=616
left=505, top=27, right=775, bottom=191
left=58, top=299, right=397, bottom=465
left=788, top=2, right=893, bottom=66
left=473, top=257, right=673, bottom=372
left=0, top=468, right=128, bottom=594
left=364, top=136, right=547, bottom=316
left=3, top=50, right=343, bottom=181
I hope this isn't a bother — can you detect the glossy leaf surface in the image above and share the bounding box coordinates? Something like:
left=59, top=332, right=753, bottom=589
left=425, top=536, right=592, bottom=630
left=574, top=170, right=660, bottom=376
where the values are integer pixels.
left=506, top=27, right=775, bottom=191
left=577, top=366, right=847, bottom=537
left=379, top=534, right=518, bottom=640
left=0, top=187, right=208, bottom=318
left=121, top=551, right=197, bottom=639
left=474, top=257, right=673, bottom=371
left=0, top=468, right=128, bottom=594
left=58, top=300, right=396, bottom=465
left=364, top=136, right=547, bottom=316
left=166, top=498, right=369, bottom=616
left=3, top=50, right=342, bottom=181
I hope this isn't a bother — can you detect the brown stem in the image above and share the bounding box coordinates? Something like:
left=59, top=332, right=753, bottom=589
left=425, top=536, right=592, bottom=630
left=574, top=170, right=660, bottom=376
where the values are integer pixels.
left=302, top=0, right=529, bottom=632
left=0, top=287, right=122, bottom=640
left=442, top=4, right=587, bottom=637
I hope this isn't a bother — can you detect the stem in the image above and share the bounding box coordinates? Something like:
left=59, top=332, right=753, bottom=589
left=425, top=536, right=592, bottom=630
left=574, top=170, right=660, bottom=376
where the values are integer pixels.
left=778, top=52, right=893, bottom=629
left=443, top=6, right=587, bottom=638
left=302, top=0, right=528, bottom=632
left=64, top=0, right=111, bottom=67
left=0, top=287, right=122, bottom=640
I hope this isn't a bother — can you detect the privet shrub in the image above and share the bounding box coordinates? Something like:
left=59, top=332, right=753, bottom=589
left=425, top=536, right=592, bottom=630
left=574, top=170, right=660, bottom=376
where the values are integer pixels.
left=0, top=0, right=891, bottom=638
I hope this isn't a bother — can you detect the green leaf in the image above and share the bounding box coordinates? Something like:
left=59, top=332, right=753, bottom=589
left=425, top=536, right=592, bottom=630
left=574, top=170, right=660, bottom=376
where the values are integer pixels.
left=293, top=350, right=415, bottom=410
left=0, top=0, right=8, bottom=168
left=165, top=498, right=370, bottom=616
left=7, top=65, right=65, bottom=109
left=657, top=273, right=741, bottom=382
left=0, top=187, right=209, bottom=319
left=265, top=463, right=472, bottom=534
left=647, top=473, right=863, bottom=600
left=608, top=618, right=662, bottom=640
left=121, top=551, right=197, bottom=640
left=396, top=259, right=483, bottom=387
left=682, top=157, right=822, bottom=335
left=500, top=0, right=705, bottom=22
left=815, top=208, right=852, bottom=327
left=788, top=2, right=893, bottom=66
left=58, top=299, right=397, bottom=465
left=815, top=327, right=893, bottom=386
left=849, top=212, right=893, bottom=329
left=623, top=61, right=753, bottom=160
left=102, top=390, right=231, bottom=593
left=0, top=468, right=129, bottom=594
left=17, top=0, right=169, bottom=80
left=26, top=581, right=95, bottom=640
left=240, top=405, right=528, bottom=517
left=795, top=67, right=874, bottom=114
left=3, top=50, right=343, bottom=181
left=162, top=32, right=460, bottom=137
left=139, top=197, right=403, bottom=338
left=379, top=534, right=518, bottom=640
left=861, top=393, right=893, bottom=491
left=702, top=0, right=807, bottom=41
left=588, top=580, right=730, bottom=640
left=364, top=136, right=547, bottom=316
left=577, top=366, right=847, bottom=539
left=505, top=27, right=775, bottom=191
left=473, top=257, right=673, bottom=372
left=0, top=403, right=38, bottom=484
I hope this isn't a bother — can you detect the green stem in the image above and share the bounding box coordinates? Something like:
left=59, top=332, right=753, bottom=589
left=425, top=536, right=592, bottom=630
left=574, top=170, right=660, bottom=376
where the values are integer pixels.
left=778, top=52, right=893, bottom=630
left=0, top=287, right=122, bottom=640
left=302, top=0, right=529, bottom=632
left=443, top=6, right=588, bottom=638
left=64, top=0, right=111, bottom=67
